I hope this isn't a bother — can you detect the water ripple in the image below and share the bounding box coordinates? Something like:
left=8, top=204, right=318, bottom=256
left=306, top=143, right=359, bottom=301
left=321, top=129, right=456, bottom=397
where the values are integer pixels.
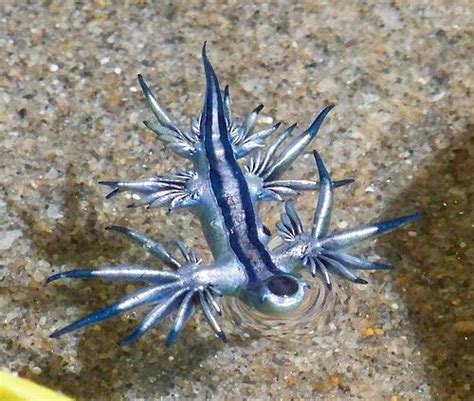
left=224, top=273, right=343, bottom=340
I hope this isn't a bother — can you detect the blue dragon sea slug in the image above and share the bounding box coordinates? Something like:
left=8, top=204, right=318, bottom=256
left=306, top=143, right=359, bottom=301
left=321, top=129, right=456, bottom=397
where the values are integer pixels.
left=47, top=45, right=420, bottom=346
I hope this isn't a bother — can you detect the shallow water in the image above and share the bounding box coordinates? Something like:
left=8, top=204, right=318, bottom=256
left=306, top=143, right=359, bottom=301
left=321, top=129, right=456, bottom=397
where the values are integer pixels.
left=1, top=2, right=472, bottom=400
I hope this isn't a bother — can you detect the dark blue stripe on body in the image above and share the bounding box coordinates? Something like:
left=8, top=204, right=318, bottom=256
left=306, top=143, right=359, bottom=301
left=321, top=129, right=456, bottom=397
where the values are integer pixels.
left=201, top=49, right=281, bottom=283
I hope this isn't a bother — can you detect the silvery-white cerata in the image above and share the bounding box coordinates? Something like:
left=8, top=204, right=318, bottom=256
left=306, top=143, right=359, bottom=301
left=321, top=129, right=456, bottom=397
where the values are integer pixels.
left=48, top=44, right=419, bottom=346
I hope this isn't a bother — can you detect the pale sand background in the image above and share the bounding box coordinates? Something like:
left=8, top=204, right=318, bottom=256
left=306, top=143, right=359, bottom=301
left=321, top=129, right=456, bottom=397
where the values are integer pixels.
left=1, top=1, right=472, bottom=400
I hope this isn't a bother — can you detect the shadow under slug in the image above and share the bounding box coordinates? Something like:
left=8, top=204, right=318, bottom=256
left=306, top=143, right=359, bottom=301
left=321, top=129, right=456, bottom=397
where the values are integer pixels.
left=382, top=125, right=473, bottom=400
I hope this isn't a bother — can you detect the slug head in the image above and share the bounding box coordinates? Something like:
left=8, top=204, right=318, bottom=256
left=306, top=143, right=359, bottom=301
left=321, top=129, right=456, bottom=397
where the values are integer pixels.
left=252, top=274, right=307, bottom=315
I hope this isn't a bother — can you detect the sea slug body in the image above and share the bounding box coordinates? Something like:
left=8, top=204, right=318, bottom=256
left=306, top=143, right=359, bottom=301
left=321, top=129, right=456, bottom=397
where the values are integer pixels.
left=47, top=44, right=420, bottom=346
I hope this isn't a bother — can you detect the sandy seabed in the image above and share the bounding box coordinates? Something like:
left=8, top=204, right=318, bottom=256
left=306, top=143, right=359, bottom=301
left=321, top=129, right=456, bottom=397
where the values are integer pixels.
left=1, top=1, right=472, bottom=400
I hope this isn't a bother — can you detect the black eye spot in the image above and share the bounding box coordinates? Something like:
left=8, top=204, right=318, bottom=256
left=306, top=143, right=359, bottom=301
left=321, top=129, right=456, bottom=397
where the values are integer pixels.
left=268, top=275, right=299, bottom=297
left=262, top=225, right=272, bottom=236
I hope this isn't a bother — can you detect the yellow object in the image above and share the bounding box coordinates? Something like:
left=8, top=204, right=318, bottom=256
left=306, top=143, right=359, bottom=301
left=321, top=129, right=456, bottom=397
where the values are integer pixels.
left=0, top=371, right=73, bottom=401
